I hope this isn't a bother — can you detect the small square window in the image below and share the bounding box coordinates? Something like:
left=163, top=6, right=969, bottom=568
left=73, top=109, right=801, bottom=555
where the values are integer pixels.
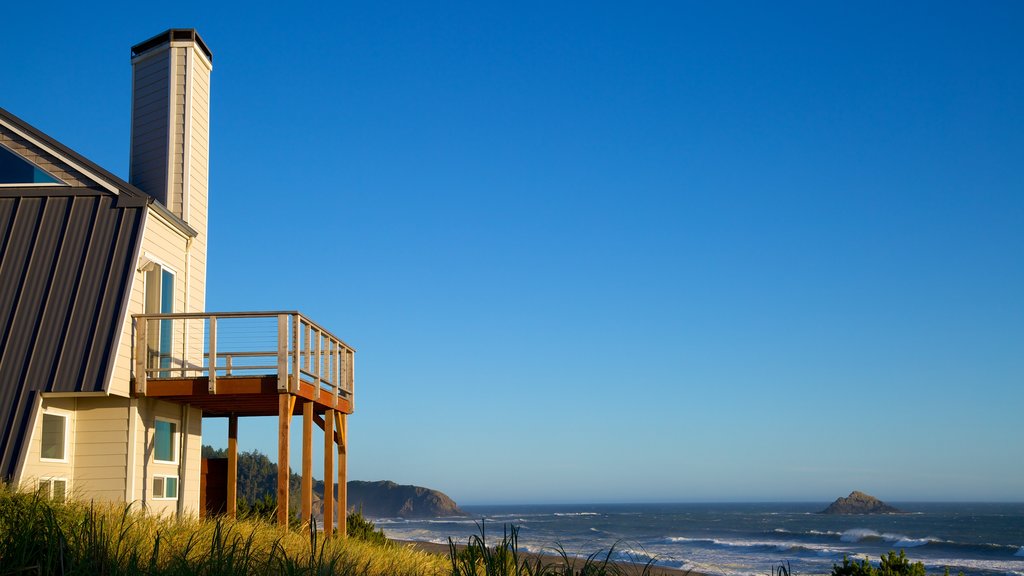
left=41, top=413, right=66, bottom=461
left=153, top=475, right=178, bottom=500
left=154, top=419, right=177, bottom=463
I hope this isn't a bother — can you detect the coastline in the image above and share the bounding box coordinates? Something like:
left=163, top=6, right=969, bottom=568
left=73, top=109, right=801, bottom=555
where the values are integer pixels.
left=396, top=539, right=701, bottom=576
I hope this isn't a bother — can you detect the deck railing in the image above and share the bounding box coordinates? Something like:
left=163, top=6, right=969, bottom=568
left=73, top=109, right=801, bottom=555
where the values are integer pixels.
left=133, top=311, right=354, bottom=403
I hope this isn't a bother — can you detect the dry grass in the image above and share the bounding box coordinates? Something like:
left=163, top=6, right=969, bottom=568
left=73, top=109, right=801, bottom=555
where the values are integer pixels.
left=0, top=484, right=447, bottom=576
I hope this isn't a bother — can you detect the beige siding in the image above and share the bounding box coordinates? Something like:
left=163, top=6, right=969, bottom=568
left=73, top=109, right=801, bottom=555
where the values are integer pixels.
left=187, top=46, right=211, bottom=314
left=73, top=397, right=129, bottom=500
left=134, top=400, right=201, bottom=516
left=170, top=46, right=187, bottom=218
left=109, top=211, right=192, bottom=398
left=19, top=397, right=76, bottom=494
left=130, top=49, right=171, bottom=203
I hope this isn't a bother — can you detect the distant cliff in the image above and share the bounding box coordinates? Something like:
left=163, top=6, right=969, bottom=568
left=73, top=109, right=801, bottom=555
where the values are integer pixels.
left=200, top=446, right=464, bottom=520
left=347, top=480, right=464, bottom=518
left=821, top=491, right=901, bottom=514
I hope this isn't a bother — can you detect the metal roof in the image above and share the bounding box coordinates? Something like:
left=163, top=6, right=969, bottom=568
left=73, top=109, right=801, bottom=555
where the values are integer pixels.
left=0, top=110, right=147, bottom=479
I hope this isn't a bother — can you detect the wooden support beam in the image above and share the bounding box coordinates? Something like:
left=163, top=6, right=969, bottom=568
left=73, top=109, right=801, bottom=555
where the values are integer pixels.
left=301, top=401, right=313, bottom=527
left=227, top=414, right=238, bottom=519
left=336, top=411, right=347, bottom=538
left=277, top=393, right=291, bottom=529
left=323, top=408, right=335, bottom=540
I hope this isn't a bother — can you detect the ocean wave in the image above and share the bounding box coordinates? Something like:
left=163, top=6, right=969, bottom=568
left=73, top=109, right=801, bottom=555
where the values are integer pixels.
left=839, top=530, right=1024, bottom=556
left=921, top=557, right=1024, bottom=576
left=665, top=536, right=839, bottom=556
left=553, top=512, right=599, bottom=517
left=773, top=528, right=843, bottom=538
left=839, top=529, right=940, bottom=547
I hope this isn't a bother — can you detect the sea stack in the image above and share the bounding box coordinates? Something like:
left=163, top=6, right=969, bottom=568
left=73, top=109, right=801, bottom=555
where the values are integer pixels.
left=820, top=491, right=901, bottom=514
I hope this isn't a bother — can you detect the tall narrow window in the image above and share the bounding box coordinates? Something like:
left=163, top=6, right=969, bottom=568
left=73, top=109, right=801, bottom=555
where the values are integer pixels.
left=159, top=269, right=174, bottom=376
left=154, top=418, right=177, bottom=463
left=144, top=265, right=175, bottom=377
left=40, top=413, right=67, bottom=461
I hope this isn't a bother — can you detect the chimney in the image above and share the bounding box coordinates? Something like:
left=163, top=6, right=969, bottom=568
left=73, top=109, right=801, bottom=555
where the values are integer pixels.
left=129, top=29, right=212, bottom=228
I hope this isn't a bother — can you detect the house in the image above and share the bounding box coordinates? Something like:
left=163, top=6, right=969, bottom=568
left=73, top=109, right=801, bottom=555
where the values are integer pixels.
left=0, top=29, right=354, bottom=535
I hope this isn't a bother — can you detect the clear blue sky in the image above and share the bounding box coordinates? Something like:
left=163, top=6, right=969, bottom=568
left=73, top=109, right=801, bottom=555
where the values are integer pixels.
left=6, top=1, right=1023, bottom=504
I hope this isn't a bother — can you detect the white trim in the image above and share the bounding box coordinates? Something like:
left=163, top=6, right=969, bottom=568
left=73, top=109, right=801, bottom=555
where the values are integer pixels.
left=126, top=399, right=139, bottom=502
left=164, top=46, right=176, bottom=210
left=39, top=407, right=71, bottom=463
left=13, top=394, right=44, bottom=484
left=153, top=417, right=180, bottom=464
left=0, top=183, right=66, bottom=188
left=0, top=118, right=119, bottom=194
left=139, top=251, right=175, bottom=273
left=152, top=474, right=179, bottom=500
left=148, top=206, right=192, bottom=241
left=182, top=46, right=193, bottom=225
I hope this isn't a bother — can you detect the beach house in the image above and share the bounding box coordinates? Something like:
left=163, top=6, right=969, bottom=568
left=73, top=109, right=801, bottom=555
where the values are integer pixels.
left=0, top=29, right=354, bottom=534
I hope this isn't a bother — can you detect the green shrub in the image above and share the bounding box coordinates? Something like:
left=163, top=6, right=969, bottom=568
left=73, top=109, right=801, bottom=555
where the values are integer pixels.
left=831, top=551, right=957, bottom=576
left=347, top=509, right=389, bottom=546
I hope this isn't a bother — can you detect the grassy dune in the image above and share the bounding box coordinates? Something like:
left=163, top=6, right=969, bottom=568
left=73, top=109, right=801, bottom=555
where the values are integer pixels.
left=0, top=485, right=446, bottom=576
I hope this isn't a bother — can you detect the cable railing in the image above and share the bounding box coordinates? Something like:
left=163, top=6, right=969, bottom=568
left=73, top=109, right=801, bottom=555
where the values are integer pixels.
left=132, top=311, right=354, bottom=404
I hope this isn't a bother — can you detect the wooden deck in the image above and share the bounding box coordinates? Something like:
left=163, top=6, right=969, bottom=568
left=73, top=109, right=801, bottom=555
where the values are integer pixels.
left=132, top=311, right=354, bottom=535
left=143, top=375, right=353, bottom=416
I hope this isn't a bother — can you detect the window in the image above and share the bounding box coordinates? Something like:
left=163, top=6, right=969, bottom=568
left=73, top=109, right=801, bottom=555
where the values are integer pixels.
left=154, top=419, right=178, bottom=463
left=40, top=412, right=67, bottom=461
left=0, top=144, right=61, bottom=184
left=144, top=265, right=175, bottom=377
left=38, top=478, right=68, bottom=502
left=153, top=475, right=178, bottom=500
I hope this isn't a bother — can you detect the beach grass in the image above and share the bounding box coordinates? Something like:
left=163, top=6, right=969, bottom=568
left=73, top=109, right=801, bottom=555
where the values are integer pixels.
left=0, top=484, right=447, bottom=576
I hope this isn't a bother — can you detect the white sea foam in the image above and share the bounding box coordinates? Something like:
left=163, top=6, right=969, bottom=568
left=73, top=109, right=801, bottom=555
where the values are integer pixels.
left=553, top=512, right=599, bottom=517
left=921, top=557, right=1024, bottom=576
left=841, top=528, right=881, bottom=542
left=839, top=529, right=938, bottom=547
left=665, top=536, right=838, bottom=555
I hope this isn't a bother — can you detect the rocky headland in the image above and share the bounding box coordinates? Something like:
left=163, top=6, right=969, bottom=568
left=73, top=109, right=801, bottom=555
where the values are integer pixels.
left=346, top=480, right=464, bottom=518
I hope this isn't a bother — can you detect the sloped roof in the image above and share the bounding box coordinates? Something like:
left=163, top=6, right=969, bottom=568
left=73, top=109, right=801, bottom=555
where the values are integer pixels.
left=0, top=107, right=148, bottom=479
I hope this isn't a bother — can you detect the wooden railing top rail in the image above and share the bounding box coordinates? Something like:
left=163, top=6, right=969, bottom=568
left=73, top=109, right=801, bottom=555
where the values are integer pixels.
left=132, top=310, right=356, bottom=352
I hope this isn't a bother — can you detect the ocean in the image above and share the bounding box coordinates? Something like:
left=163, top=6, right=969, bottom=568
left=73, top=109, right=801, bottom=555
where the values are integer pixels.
left=376, top=503, right=1024, bottom=576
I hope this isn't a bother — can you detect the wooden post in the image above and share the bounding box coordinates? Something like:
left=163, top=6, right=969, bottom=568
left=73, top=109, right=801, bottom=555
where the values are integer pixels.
left=291, top=316, right=300, bottom=393
left=227, top=414, right=238, bottom=519
left=313, top=330, right=321, bottom=400
left=135, top=318, right=147, bottom=394
left=208, top=316, right=217, bottom=393
left=277, top=314, right=288, bottom=392
left=277, top=394, right=291, bottom=529
left=301, top=401, right=313, bottom=527
left=336, top=411, right=347, bottom=538
left=323, top=408, right=334, bottom=539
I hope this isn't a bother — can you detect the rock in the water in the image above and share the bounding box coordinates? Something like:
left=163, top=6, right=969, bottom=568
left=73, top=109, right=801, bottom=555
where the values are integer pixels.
left=347, top=480, right=464, bottom=518
left=820, top=491, right=901, bottom=514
